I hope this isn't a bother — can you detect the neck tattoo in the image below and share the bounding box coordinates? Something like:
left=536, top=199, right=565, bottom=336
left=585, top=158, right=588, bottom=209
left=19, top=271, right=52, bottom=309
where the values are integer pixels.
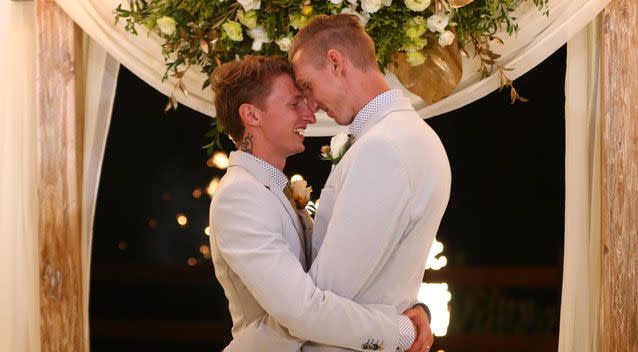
left=240, top=133, right=253, bottom=154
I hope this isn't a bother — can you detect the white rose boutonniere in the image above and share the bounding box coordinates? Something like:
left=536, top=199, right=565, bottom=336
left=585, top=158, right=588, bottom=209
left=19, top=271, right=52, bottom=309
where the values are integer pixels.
left=290, top=180, right=313, bottom=209
left=320, top=132, right=354, bottom=165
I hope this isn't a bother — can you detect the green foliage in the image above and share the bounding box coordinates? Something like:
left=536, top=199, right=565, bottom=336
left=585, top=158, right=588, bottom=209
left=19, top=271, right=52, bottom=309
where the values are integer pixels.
left=114, top=0, right=548, bottom=154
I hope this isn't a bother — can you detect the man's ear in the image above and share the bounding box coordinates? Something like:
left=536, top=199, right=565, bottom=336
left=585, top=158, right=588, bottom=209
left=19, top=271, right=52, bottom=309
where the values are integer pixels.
left=238, top=103, right=262, bottom=127
left=326, top=49, right=345, bottom=75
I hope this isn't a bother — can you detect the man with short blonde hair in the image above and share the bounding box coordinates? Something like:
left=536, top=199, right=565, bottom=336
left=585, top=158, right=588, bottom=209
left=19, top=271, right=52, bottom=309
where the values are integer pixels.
left=288, top=14, right=377, bottom=71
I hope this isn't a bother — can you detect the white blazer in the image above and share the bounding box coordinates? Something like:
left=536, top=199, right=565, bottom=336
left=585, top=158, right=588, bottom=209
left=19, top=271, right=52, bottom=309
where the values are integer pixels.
left=228, top=94, right=452, bottom=351
left=210, top=152, right=400, bottom=351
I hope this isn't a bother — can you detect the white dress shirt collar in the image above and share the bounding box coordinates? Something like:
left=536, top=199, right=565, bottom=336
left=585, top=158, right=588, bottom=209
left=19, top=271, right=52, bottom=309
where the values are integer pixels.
left=239, top=151, right=288, bottom=191
left=349, top=89, right=403, bottom=137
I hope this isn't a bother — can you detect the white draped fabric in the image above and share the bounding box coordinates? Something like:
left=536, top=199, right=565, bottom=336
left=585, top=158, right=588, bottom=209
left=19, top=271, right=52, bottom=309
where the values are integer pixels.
left=0, top=2, right=40, bottom=352
left=54, top=0, right=610, bottom=135
left=559, top=18, right=601, bottom=352
left=0, top=2, right=119, bottom=351
left=80, top=39, right=121, bottom=348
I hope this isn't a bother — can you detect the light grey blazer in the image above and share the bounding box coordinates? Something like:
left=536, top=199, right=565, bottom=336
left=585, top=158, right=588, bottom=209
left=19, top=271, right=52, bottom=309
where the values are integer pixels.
left=210, top=152, right=400, bottom=352
left=226, top=94, right=452, bottom=351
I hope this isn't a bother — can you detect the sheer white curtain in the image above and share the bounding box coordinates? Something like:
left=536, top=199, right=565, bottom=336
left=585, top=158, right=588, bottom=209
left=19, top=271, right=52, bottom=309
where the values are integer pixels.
left=81, top=38, right=120, bottom=349
left=0, top=2, right=120, bottom=350
left=559, top=17, right=601, bottom=352
left=0, top=2, right=41, bottom=352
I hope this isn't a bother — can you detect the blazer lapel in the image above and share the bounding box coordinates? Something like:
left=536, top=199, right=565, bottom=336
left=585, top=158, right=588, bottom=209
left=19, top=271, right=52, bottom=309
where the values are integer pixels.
left=227, top=152, right=304, bottom=239
left=270, top=186, right=304, bottom=237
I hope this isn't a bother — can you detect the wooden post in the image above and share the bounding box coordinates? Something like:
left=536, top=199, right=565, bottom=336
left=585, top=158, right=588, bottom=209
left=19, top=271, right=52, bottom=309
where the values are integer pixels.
left=35, top=0, right=85, bottom=351
left=600, top=1, right=638, bottom=351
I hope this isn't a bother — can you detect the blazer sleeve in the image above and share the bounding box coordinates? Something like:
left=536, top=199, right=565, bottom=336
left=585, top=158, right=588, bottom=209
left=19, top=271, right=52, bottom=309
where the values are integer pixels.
left=212, top=180, right=399, bottom=351
left=308, top=136, right=412, bottom=300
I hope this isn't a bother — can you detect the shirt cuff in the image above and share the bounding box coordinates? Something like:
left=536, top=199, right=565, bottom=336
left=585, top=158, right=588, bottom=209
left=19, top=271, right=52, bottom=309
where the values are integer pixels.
left=396, top=314, right=416, bottom=351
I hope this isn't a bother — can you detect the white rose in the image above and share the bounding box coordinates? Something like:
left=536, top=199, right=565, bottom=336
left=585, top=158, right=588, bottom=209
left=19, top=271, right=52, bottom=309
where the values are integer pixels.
left=330, top=132, right=350, bottom=159
left=340, top=7, right=370, bottom=26
left=237, top=0, right=261, bottom=11
left=275, top=37, right=292, bottom=52
left=248, top=26, right=272, bottom=51
left=427, top=12, right=449, bottom=33
left=404, top=0, right=430, bottom=12
left=438, top=30, right=455, bottom=46
left=383, top=0, right=392, bottom=6
left=330, top=0, right=344, bottom=4
left=156, top=16, right=177, bottom=36
left=347, top=0, right=358, bottom=5
left=361, top=0, right=384, bottom=13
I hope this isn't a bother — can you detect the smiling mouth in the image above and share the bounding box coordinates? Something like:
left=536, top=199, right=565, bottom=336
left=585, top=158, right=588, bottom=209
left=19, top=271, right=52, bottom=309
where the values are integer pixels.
left=294, top=127, right=306, bottom=136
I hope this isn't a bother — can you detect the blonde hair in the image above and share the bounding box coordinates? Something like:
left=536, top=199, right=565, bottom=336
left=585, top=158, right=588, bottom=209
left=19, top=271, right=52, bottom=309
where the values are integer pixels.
left=289, top=14, right=378, bottom=71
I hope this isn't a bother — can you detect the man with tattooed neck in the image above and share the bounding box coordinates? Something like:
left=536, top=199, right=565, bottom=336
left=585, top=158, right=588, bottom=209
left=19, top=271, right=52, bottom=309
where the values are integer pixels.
left=209, top=55, right=431, bottom=352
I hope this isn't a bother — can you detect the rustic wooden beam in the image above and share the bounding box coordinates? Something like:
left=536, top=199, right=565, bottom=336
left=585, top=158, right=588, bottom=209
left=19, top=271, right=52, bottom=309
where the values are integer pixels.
left=600, top=1, right=638, bottom=351
left=35, top=0, right=85, bottom=351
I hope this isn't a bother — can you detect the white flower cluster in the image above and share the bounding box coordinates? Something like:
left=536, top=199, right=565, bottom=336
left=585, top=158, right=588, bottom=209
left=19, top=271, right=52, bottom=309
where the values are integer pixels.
left=427, top=12, right=455, bottom=47
left=219, top=0, right=454, bottom=55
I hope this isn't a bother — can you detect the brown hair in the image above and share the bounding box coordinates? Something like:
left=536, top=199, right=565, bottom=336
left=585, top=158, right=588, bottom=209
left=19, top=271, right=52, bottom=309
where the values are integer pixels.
left=288, top=14, right=377, bottom=71
left=211, top=55, right=293, bottom=143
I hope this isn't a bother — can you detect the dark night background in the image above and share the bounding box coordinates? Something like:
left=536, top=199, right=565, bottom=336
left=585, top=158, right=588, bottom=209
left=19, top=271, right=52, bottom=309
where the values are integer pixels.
left=90, top=46, right=566, bottom=352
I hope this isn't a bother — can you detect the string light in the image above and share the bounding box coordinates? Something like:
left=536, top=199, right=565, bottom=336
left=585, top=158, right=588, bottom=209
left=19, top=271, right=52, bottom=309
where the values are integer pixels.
left=290, top=174, right=304, bottom=183
left=207, top=177, right=220, bottom=196
left=192, top=188, right=203, bottom=199
left=425, top=239, right=447, bottom=270
left=177, top=214, right=188, bottom=227
left=187, top=257, right=197, bottom=266
left=417, top=283, right=451, bottom=336
left=420, top=239, right=451, bottom=336
left=147, top=218, right=158, bottom=229
left=210, top=151, right=229, bottom=169
left=118, top=240, right=128, bottom=251
left=204, top=226, right=210, bottom=236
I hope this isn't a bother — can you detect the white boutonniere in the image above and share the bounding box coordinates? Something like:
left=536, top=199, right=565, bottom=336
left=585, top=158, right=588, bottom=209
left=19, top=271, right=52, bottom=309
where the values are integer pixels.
left=320, top=132, right=354, bottom=165
left=289, top=180, right=313, bottom=210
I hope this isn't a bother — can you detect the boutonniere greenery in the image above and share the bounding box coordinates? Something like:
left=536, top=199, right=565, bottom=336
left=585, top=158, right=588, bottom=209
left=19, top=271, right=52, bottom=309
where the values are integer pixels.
left=321, top=132, right=355, bottom=165
left=290, top=180, right=313, bottom=210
